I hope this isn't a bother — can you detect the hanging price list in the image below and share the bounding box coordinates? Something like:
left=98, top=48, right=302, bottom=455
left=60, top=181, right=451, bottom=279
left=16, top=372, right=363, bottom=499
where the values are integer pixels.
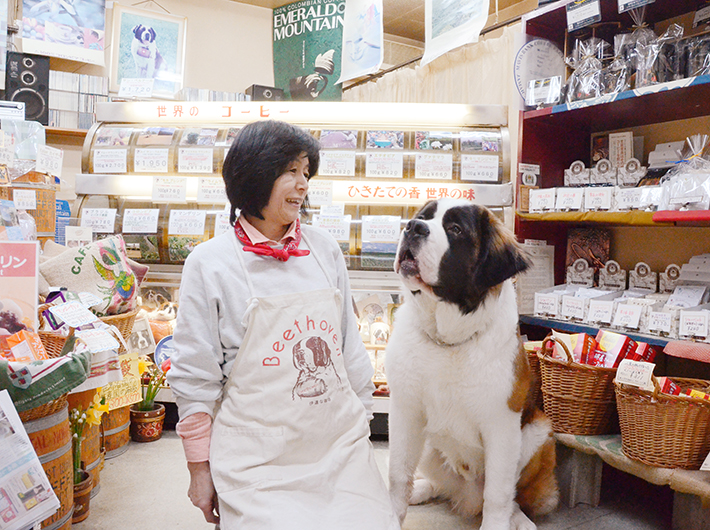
left=13, top=189, right=36, bottom=210
left=308, top=180, right=333, bottom=207
left=168, top=210, right=207, bottom=236
left=415, top=153, right=452, bottom=179
left=197, top=178, right=227, bottom=203
left=81, top=208, right=117, bottom=233
left=122, top=209, right=160, bottom=234
left=36, top=145, right=63, bottom=177
left=319, top=151, right=356, bottom=176
left=461, top=154, right=499, bottom=182
left=178, top=148, right=213, bottom=173
left=93, top=149, right=127, bottom=174
left=214, top=212, right=231, bottom=236
left=362, top=215, right=401, bottom=242
left=365, top=152, right=404, bottom=178
left=152, top=177, right=187, bottom=202
left=313, top=214, right=351, bottom=241
left=135, top=149, right=169, bottom=173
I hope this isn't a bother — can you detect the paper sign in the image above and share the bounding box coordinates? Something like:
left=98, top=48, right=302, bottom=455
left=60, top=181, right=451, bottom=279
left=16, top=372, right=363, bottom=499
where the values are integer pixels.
left=680, top=311, right=709, bottom=338
left=93, top=149, right=127, bottom=173
left=153, top=177, right=187, bottom=202
left=365, top=152, right=404, bottom=178
left=122, top=209, right=160, bottom=234
left=78, top=292, right=103, bottom=308
left=197, top=177, right=228, bottom=203
left=214, top=212, right=231, bottom=236
left=361, top=215, right=401, bottom=242
left=308, top=180, right=333, bottom=207
left=12, top=189, right=36, bottom=210
left=461, top=154, right=499, bottom=182
left=178, top=148, right=213, bottom=173
left=616, top=359, right=655, bottom=391
left=320, top=204, right=344, bottom=216
left=616, top=187, right=643, bottom=210
left=76, top=328, right=121, bottom=353
left=313, top=214, right=351, bottom=241
left=529, top=188, right=556, bottom=212
left=555, top=188, right=584, bottom=210
left=519, top=163, right=540, bottom=175
left=415, top=153, right=453, bottom=180
left=81, top=208, right=117, bottom=233
left=613, top=303, right=643, bottom=329
left=534, top=293, right=558, bottom=316
left=134, top=148, right=169, bottom=173
left=168, top=210, right=207, bottom=236
left=118, top=77, right=155, bottom=98
left=561, top=295, right=585, bottom=320
left=585, top=187, right=612, bottom=210
left=65, top=226, right=93, bottom=247
left=48, top=301, right=98, bottom=327
left=319, top=151, right=356, bottom=176
left=649, top=311, right=672, bottom=334
left=618, top=0, right=654, bottom=14
left=587, top=299, right=614, bottom=324
left=566, top=0, right=601, bottom=31
left=36, top=145, right=63, bottom=177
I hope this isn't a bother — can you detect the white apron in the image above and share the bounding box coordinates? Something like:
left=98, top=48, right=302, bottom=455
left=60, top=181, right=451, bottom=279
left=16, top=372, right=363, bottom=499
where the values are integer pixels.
left=210, top=233, right=399, bottom=530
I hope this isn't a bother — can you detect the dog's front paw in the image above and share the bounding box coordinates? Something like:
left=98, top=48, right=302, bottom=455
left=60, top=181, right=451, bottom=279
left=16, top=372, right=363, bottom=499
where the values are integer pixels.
left=409, top=478, right=435, bottom=505
left=389, top=491, right=409, bottom=525
left=510, top=508, right=536, bottom=530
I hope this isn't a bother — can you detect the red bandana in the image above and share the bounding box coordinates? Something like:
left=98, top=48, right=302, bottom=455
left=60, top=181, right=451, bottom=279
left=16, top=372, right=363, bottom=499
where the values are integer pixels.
left=234, top=219, right=310, bottom=262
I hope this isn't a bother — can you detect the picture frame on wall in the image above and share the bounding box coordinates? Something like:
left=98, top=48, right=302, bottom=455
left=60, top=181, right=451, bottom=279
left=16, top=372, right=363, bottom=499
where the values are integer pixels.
left=109, top=3, right=187, bottom=98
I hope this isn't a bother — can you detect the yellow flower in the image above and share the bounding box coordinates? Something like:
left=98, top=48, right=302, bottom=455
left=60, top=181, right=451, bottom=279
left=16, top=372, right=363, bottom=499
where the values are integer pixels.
left=138, top=358, right=149, bottom=375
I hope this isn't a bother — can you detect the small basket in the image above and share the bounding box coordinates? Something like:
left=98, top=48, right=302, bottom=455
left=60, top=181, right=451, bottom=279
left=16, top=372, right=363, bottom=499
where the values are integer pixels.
left=526, top=345, right=544, bottom=410
left=538, top=334, right=618, bottom=435
left=18, top=393, right=68, bottom=422
left=615, top=376, right=710, bottom=469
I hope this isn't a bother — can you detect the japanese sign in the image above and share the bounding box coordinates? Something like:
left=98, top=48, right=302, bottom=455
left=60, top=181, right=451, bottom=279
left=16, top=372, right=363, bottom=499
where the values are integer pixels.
left=36, top=145, right=63, bottom=177
left=122, top=209, right=160, bottom=234
left=197, top=178, right=227, bottom=204
left=81, top=208, right=117, bottom=233
left=178, top=148, right=213, bottom=174
left=168, top=210, right=207, bottom=236
left=152, top=177, right=187, bottom=203
left=0, top=241, right=38, bottom=331
left=134, top=148, right=169, bottom=173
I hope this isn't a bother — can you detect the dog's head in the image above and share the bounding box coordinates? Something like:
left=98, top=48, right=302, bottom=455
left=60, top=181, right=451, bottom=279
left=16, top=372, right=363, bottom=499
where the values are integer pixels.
left=395, top=199, right=530, bottom=314
left=132, top=24, right=156, bottom=44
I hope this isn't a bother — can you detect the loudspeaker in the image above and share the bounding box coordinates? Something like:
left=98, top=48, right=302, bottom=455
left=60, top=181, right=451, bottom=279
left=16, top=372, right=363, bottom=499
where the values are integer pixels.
left=246, top=84, right=284, bottom=101
left=5, top=52, right=50, bottom=125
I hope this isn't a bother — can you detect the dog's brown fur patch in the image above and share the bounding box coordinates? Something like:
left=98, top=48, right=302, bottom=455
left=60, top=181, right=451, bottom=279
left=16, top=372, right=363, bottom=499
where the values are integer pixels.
left=516, top=413, right=559, bottom=517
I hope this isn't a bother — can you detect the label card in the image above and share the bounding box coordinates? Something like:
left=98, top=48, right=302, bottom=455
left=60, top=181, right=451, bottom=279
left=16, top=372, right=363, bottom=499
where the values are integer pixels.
left=134, top=148, right=169, bottom=173
left=461, top=154, right=499, bottom=182
left=529, top=188, right=556, bottom=212
left=534, top=293, right=558, bottom=316
left=616, top=359, right=655, bottom=391
left=616, top=187, right=643, bottom=210
left=618, top=0, right=654, bottom=14
left=308, top=180, right=333, bottom=207
left=566, top=0, right=601, bottom=31
left=178, top=148, right=213, bottom=173
left=152, top=177, right=187, bottom=202
left=587, top=299, right=615, bottom=324
left=585, top=187, right=613, bottom=210
left=561, top=295, right=586, bottom=320
left=0, top=136, right=14, bottom=167
left=313, top=214, right=351, bottom=241
left=93, top=149, right=127, bottom=174
left=361, top=215, right=401, bottom=242
left=168, top=210, right=207, bottom=236
left=518, top=163, right=540, bottom=175
left=48, top=301, right=98, bottom=328
left=320, top=204, right=344, bottom=216
left=76, top=328, right=121, bottom=353
left=319, top=151, right=356, bottom=177
left=118, top=77, right=155, bottom=98
left=197, top=177, right=227, bottom=203
left=680, top=311, right=709, bottom=338
left=214, top=212, right=231, bottom=236
left=415, top=153, right=453, bottom=180
left=65, top=226, right=92, bottom=247
left=555, top=188, right=584, bottom=211
left=13, top=189, right=36, bottom=210
left=648, top=311, right=672, bottom=334
left=365, top=152, right=404, bottom=178
left=122, top=209, right=160, bottom=234
left=613, top=303, right=643, bottom=329
left=36, top=145, right=63, bottom=177
left=81, top=208, right=117, bottom=233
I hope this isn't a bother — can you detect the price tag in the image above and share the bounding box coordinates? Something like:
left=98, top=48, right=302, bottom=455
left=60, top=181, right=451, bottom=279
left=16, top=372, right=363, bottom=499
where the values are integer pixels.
left=134, top=148, right=169, bottom=173
left=415, top=153, right=453, bottom=180
left=534, top=293, right=558, bottom=316
left=319, top=151, right=356, bottom=177
left=365, top=152, right=404, bottom=178
left=118, top=77, right=155, bottom=98
left=36, top=145, right=63, bottom=177
left=12, top=189, right=36, bottom=210
left=694, top=5, right=710, bottom=27
left=461, top=154, right=499, bottom=182
left=587, top=299, right=614, bottom=324
left=362, top=215, right=401, bottom=242
left=93, top=149, right=128, bottom=174
left=214, top=212, right=231, bottom=236
left=519, top=163, right=540, bottom=175
left=178, top=148, right=213, bottom=173
left=618, top=0, right=654, bottom=14
left=308, top=180, right=333, bottom=207
left=555, top=188, right=584, bottom=211
left=680, top=310, right=709, bottom=338
left=65, top=226, right=93, bottom=247
left=48, top=301, right=98, bottom=328
left=616, top=187, right=643, bottom=210
left=76, top=328, right=121, bottom=353
left=561, top=295, right=586, bottom=320
left=529, top=188, right=556, bottom=212
left=0, top=135, right=14, bottom=167
left=122, top=209, right=159, bottom=234
left=649, top=311, right=672, bottom=334
left=585, top=187, right=612, bottom=210
left=78, top=292, right=103, bottom=308
left=168, top=210, right=207, bottom=236
left=612, top=303, right=643, bottom=329
left=197, top=178, right=227, bottom=204
left=81, top=208, right=117, bottom=233
left=320, top=204, right=344, bottom=216
left=616, top=359, right=655, bottom=391
left=313, top=214, right=351, bottom=241
left=152, top=177, right=187, bottom=202
left=566, top=0, right=601, bottom=32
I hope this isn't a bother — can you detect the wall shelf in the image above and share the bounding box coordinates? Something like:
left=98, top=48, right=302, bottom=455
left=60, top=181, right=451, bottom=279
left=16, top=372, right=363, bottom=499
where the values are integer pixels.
left=518, top=210, right=664, bottom=226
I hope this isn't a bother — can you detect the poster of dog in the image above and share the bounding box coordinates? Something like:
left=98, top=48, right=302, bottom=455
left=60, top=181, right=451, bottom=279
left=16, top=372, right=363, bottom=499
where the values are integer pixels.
left=127, top=316, right=156, bottom=356
left=110, top=4, right=186, bottom=97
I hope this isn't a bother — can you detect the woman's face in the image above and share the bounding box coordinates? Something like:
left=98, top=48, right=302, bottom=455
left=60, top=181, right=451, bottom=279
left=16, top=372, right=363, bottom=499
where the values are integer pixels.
left=261, top=152, right=310, bottom=228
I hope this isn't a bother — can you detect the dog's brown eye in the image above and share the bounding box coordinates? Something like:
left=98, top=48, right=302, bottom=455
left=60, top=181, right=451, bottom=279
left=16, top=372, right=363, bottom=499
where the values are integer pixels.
left=446, top=224, right=462, bottom=235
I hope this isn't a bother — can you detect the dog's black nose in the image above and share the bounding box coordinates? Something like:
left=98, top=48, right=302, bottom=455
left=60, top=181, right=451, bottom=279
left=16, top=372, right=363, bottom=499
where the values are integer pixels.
left=405, top=219, right=429, bottom=238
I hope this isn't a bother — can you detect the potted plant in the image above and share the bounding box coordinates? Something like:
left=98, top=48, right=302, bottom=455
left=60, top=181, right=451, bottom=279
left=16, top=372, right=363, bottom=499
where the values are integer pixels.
left=69, top=390, right=108, bottom=523
left=130, top=358, right=170, bottom=442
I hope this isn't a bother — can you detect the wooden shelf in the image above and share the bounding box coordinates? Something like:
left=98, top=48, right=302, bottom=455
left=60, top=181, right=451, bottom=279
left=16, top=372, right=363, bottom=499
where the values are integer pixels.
left=517, top=210, right=665, bottom=226
left=46, top=127, right=88, bottom=139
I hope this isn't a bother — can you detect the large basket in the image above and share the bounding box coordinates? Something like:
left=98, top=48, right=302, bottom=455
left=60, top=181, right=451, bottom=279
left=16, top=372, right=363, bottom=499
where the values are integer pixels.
left=538, top=334, right=618, bottom=435
left=615, top=376, right=710, bottom=469
left=525, top=344, right=544, bottom=410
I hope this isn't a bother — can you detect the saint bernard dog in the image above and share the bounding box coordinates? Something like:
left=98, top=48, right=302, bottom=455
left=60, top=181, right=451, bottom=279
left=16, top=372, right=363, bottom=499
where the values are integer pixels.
left=386, top=199, right=559, bottom=530
left=131, top=24, right=164, bottom=79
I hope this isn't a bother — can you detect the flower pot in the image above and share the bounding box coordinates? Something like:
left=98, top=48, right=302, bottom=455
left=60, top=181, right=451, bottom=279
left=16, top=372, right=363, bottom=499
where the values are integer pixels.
left=72, top=470, right=92, bottom=523
left=129, top=403, right=166, bottom=442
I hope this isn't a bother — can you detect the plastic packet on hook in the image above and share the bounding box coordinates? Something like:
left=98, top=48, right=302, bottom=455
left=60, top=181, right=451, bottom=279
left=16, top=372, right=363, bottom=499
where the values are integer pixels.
left=601, top=34, right=632, bottom=95
left=658, top=135, right=710, bottom=211
left=565, top=37, right=610, bottom=103
left=635, top=23, right=683, bottom=88
left=685, top=34, right=710, bottom=78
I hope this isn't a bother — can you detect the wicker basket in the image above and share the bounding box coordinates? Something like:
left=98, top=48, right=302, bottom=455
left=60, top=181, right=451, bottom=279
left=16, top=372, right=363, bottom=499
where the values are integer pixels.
left=526, top=345, right=544, bottom=410
left=18, top=393, right=68, bottom=422
left=538, top=334, right=618, bottom=435
left=615, top=376, right=710, bottom=469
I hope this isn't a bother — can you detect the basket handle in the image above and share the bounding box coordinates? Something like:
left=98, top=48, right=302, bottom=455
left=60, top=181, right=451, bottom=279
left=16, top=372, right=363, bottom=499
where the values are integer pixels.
left=540, top=333, right=574, bottom=364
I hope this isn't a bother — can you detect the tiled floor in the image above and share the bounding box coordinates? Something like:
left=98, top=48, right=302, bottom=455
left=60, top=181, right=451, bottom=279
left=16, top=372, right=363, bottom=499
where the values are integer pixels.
left=73, top=431, right=672, bottom=530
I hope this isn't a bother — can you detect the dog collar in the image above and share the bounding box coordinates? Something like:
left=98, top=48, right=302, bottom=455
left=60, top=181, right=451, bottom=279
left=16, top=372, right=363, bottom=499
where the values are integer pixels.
left=424, top=329, right=477, bottom=348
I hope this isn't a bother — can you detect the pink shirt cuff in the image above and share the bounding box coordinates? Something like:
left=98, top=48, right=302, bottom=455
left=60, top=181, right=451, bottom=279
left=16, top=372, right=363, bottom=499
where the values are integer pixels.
left=175, top=412, right=212, bottom=463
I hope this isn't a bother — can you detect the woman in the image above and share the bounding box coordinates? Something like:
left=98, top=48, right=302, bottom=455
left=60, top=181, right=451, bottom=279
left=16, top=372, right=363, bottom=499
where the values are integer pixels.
left=168, top=120, right=399, bottom=529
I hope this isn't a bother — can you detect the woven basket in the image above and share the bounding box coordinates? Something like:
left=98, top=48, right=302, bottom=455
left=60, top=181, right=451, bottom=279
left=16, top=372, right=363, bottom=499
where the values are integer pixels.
left=18, top=393, right=69, bottom=422
left=538, top=334, right=618, bottom=435
left=526, top=346, right=544, bottom=410
left=615, top=376, right=710, bottom=469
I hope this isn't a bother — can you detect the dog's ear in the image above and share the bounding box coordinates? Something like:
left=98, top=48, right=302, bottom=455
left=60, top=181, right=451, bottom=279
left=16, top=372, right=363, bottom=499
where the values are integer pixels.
left=132, top=24, right=142, bottom=37
left=149, top=28, right=156, bottom=41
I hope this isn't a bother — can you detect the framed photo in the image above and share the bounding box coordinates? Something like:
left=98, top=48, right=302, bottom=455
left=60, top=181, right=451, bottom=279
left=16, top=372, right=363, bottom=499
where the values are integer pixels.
left=127, top=317, right=156, bottom=356
left=110, top=4, right=186, bottom=97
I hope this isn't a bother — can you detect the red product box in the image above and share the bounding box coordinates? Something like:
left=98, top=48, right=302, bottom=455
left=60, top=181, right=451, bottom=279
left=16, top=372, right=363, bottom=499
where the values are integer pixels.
left=589, top=330, right=637, bottom=368
left=626, top=342, right=659, bottom=363
left=657, top=376, right=682, bottom=396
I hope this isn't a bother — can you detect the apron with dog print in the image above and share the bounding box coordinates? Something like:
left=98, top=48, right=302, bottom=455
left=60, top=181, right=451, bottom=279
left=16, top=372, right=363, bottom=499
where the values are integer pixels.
left=210, top=233, right=399, bottom=529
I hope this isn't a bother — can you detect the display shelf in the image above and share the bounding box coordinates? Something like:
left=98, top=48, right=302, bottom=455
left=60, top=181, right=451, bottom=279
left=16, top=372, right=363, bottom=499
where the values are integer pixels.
left=652, top=210, right=710, bottom=225
left=517, top=210, right=665, bottom=226
left=519, top=314, right=670, bottom=348
left=46, top=127, right=88, bottom=139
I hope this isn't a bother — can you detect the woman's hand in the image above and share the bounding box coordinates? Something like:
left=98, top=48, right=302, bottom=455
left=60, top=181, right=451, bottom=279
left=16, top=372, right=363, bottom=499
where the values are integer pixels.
left=187, top=461, right=220, bottom=524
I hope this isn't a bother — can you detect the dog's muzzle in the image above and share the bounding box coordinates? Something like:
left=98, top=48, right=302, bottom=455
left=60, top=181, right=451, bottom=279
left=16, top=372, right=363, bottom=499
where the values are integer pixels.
left=396, top=219, right=429, bottom=277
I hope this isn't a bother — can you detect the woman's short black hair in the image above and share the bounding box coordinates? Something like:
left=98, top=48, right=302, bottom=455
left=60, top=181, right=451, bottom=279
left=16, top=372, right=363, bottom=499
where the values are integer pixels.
left=223, top=120, right=320, bottom=224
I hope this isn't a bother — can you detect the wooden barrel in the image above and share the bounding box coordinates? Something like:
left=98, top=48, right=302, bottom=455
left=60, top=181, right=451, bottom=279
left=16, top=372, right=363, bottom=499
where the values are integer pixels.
left=23, top=406, right=74, bottom=530
left=101, top=406, right=130, bottom=459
